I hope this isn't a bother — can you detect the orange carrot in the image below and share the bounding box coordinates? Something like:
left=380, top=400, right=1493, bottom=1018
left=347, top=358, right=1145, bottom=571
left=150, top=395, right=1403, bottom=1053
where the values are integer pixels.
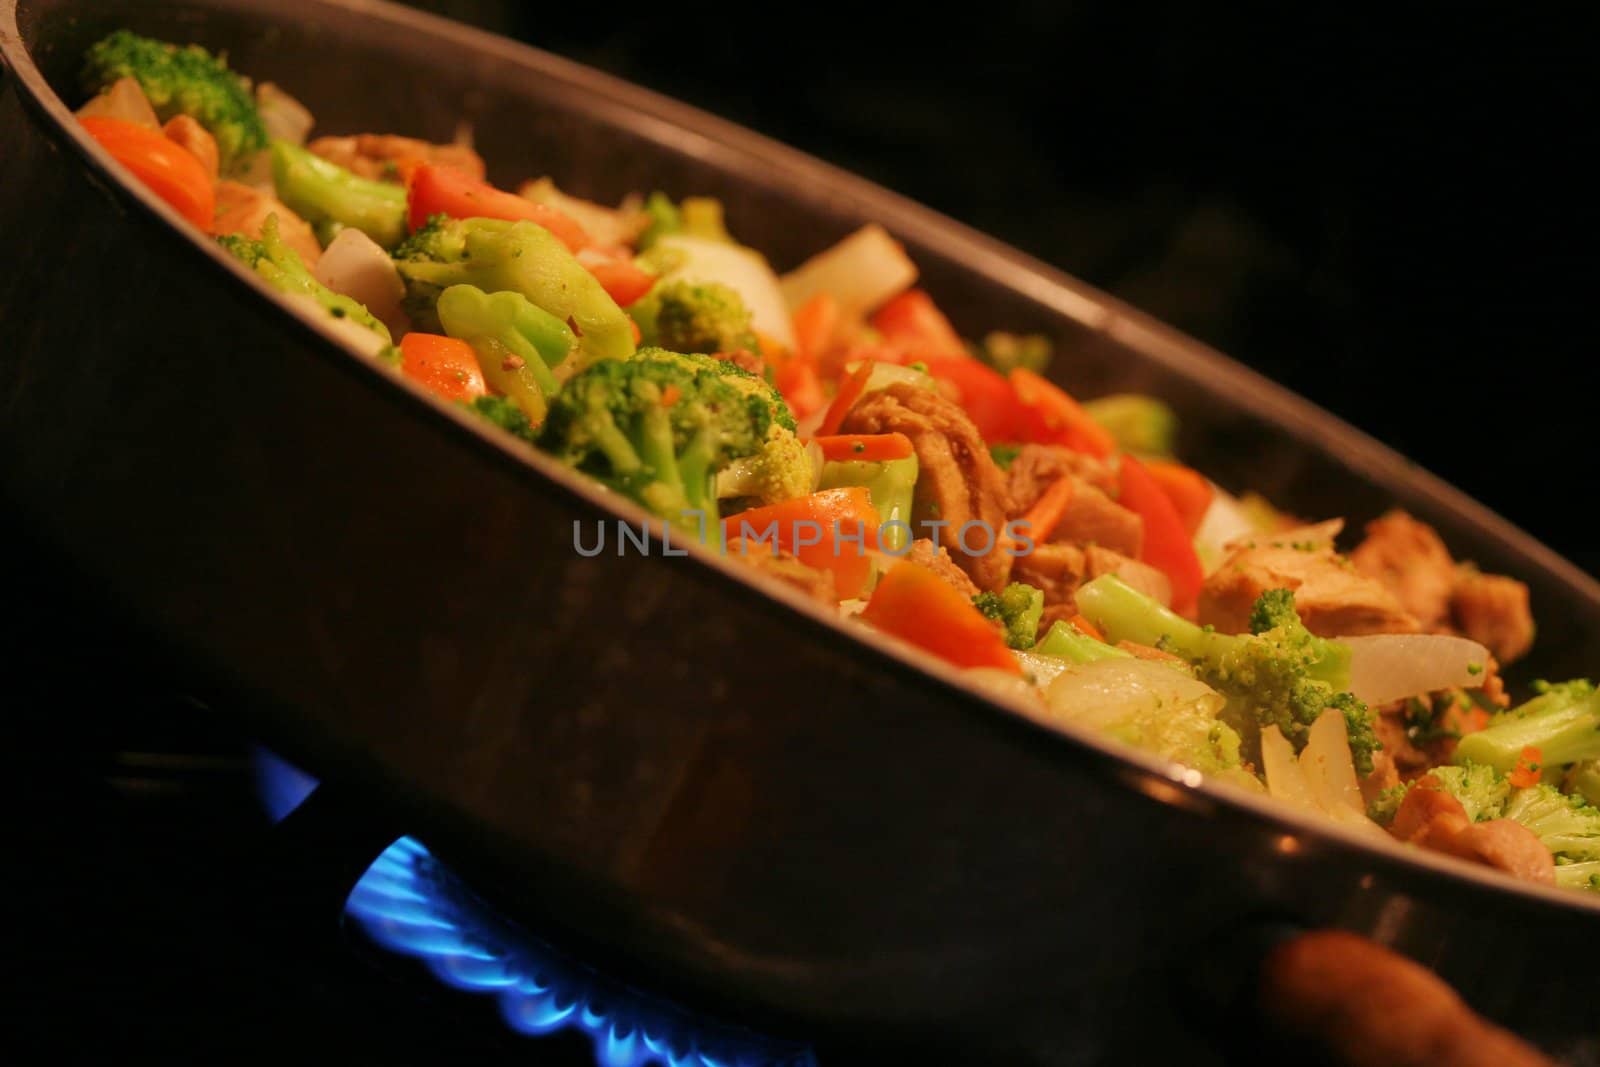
left=398, top=332, right=487, bottom=402
left=1068, top=614, right=1104, bottom=642
left=80, top=116, right=215, bottom=231
left=722, top=487, right=881, bottom=599
left=860, top=561, right=1022, bottom=674
left=814, top=433, right=914, bottom=463
left=1014, top=474, right=1076, bottom=544
left=1510, top=746, right=1544, bottom=788
left=817, top=359, right=876, bottom=436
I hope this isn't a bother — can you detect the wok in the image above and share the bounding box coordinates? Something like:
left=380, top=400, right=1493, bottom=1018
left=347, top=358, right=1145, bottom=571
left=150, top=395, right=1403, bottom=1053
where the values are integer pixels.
left=3, top=0, right=1598, bottom=1062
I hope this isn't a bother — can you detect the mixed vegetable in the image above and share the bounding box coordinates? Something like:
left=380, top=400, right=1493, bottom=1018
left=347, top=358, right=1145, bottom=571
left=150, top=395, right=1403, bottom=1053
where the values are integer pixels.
left=78, top=31, right=1591, bottom=895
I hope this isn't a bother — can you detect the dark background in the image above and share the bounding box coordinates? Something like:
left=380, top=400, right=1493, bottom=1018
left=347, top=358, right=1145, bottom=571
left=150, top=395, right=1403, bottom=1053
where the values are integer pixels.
left=3, top=2, right=1590, bottom=1062
left=413, top=0, right=1591, bottom=573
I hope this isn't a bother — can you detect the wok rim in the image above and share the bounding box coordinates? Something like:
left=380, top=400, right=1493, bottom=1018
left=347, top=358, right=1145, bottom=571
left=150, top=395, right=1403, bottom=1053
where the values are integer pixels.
left=6, top=0, right=1600, bottom=925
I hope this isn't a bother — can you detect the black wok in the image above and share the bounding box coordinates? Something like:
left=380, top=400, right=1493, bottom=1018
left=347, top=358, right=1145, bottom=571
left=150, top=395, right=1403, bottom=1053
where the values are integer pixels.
left=4, top=1, right=1599, bottom=1062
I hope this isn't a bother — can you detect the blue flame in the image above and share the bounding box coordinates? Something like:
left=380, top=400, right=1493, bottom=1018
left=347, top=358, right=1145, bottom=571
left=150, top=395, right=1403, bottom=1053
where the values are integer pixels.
left=251, top=751, right=815, bottom=1067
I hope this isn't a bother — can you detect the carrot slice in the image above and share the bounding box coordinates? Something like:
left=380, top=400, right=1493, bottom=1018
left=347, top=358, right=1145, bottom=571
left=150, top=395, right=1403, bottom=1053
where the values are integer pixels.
left=1510, top=746, right=1544, bottom=788
left=407, top=163, right=590, bottom=251
left=1014, top=473, right=1076, bottom=545
left=399, top=332, right=487, bottom=402
left=1144, top=460, right=1214, bottom=537
left=817, top=359, right=876, bottom=436
left=792, top=292, right=839, bottom=362
left=80, top=116, right=215, bottom=231
left=1067, top=614, right=1104, bottom=642
left=722, top=487, right=880, bottom=599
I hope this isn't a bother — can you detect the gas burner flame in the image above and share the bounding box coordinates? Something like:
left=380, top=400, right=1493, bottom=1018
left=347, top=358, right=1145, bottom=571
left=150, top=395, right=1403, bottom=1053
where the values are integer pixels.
left=252, top=751, right=814, bottom=1067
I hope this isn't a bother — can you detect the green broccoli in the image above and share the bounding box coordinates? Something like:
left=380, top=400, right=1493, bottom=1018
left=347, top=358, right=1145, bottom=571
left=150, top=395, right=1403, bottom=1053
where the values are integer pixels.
left=462, top=395, right=538, bottom=445
left=394, top=216, right=635, bottom=365
left=1082, top=393, right=1179, bottom=459
left=1504, top=784, right=1600, bottom=891
left=637, top=191, right=680, bottom=250
left=538, top=350, right=768, bottom=535
left=817, top=451, right=918, bottom=551
left=630, top=280, right=760, bottom=356
left=82, top=30, right=265, bottom=173
left=435, top=284, right=576, bottom=424
left=218, top=215, right=391, bottom=345
left=974, top=331, right=1053, bottom=376
left=1074, top=576, right=1379, bottom=774
left=270, top=140, right=408, bottom=250
left=989, top=443, right=1022, bottom=470
left=636, top=348, right=811, bottom=508
left=1452, top=679, right=1600, bottom=774
left=972, top=583, right=1045, bottom=650
left=1565, top=760, right=1600, bottom=808
left=1034, top=619, right=1133, bottom=664
left=1367, top=762, right=1511, bottom=826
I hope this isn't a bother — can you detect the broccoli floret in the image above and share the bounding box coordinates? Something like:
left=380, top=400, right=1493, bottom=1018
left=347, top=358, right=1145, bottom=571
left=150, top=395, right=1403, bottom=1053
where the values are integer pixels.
left=631, top=347, right=807, bottom=507
left=462, top=395, right=538, bottom=445
left=1034, top=619, right=1133, bottom=664
left=1081, top=393, right=1179, bottom=459
left=973, top=583, right=1045, bottom=650
left=394, top=216, right=635, bottom=365
left=218, top=214, right=391, bottom=345
left=538, top=351, right=768, bottom=535
left=974, top=331, right=1052, bottom=375
left=1452, top=678, right=1600, bottom=774
left=637, top=191, right=680, bottom=250
left=631, top=280, right=759, bottom=356
left=436, top=284, right=576, bottom=424
left=82, top=30, right=265, bottom=173
left=1367, top=762, right=1511, bottom=826
left=1504, top=784, right=1600, bottom=881
left=1565, top=760, right=1600, bottom=808
left=1075, top=576, right=1379, bottom=774
left=270, top=140, right=408, bottom=249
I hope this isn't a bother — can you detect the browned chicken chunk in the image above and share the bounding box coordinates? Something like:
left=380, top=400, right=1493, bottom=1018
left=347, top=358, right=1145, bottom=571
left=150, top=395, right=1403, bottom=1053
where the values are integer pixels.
left=1199, top=541, right=1420, bottom=637
left=1350, top=510, right=1458, bottom=629
left=1006, top=443, right=1116, bottom=507
left=841, top=383, right=1013, bottom=591
left=1452, top=567, right=1536, bottom=665
left=213, top=182, right=322, bottom=265
left=1389, top=775, right=1554, bottom=885
left=905, top=538, right=981, bottom=599
left=307, top=133, right=486, bottom=182
left=1083, top=545, right=1171, bottom=606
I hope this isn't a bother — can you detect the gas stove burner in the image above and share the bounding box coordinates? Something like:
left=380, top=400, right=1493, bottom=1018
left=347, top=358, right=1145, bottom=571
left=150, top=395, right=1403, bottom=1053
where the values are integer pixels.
left=252, top=751, right=816, bottom=1067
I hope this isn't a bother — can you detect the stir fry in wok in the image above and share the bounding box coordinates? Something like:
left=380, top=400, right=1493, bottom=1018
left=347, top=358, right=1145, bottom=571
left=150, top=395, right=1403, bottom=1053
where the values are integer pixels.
left=76, top=30, right=1600, bottom=897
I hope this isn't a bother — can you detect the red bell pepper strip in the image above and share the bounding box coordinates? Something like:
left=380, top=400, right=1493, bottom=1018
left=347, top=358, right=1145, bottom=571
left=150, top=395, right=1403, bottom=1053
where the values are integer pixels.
left=722, top=487, right=881, bottom=599
left=406, top=163, right=590, bottom=252
left=399, top=332, right=487, bottom=402
left=814, top=433, right=915, bottom=463
left=870, top=289, right=966, bottom=358
left=918, top=356, right=1029, bottom=443
left=80, top=116, right=215, bottom=232
left=1117, top=454, right=1204, bottom=615
left=860, top=561, right=1022, bottom=673
left=1144, top=460, right=1214, bottom=538
left=1008, top=369, right=1116, bottom=458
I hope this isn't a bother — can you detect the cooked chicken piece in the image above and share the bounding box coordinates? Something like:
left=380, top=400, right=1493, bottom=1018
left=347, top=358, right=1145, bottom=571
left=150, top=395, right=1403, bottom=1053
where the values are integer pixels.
left=1389, top=775, right=1554, bottom=885
left=1224, top=518, right=1344, bottom=555
left=1451, top=567, right=1535, bottom=665
left=213, top=182, right=323, bottom=265
left=906, top=538, right=980, bottom=599
left=307, top=133, right=486, bottom=183
left=1377, top=690, right=1493, bottom=781
left=1006, top=443, right=1116, bottom=508
left=725, top=538, right=836, bottom=604
left=1084, top=545, right=1172, bottom=607
left=841, top=384, right=1013, bottom=591
left=1198, top=541, right=1419, bottom=637
left=1350, top=510, right=1457, bottom=629
left=1011, top=542, right=1086, bottom=615
left=162, top=115, right=219, bottom=180
left=1046, top=481, right=1143, bottom=558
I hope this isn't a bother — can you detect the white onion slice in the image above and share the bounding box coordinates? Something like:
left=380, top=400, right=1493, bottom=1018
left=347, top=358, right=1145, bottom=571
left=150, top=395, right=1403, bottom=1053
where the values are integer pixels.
left=1043, top=657, right=1223, bottom=732
left=1261, top=725, right=1319, bottom=811
left=1299, top=710, right=1367, bottom=818
left=1342, top=633, right=1493, bottom=706
left=778, top=224, right=917, bottom=320
left=313, top=229, right=407, bottom=334
left=256, top=82, right=315, bottom=146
